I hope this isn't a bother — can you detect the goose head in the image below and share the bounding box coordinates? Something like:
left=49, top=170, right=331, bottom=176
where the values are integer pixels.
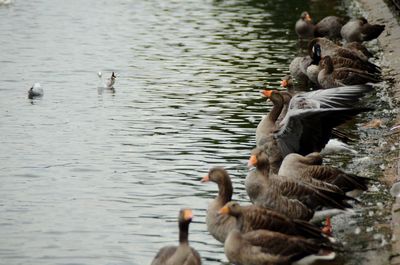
left=300, top=11, right=312, bottom=22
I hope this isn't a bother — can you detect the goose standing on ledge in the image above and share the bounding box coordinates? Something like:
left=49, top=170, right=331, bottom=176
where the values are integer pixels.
left=308, top=37, right=377, bottom=64
left=341, top=17, right=385, bottom=42
left=278, top=152, right=369, bottom=193
left=219, top=201, right=328, bottom=240
left=295, top=11, right=347, bottom=40
left=201, top=167, right=236, bottom=243
left=256, top=86, right=373, bottom=173
left=317, top=56, right=382, bottom=89
left=219, top=207, right=336, bottom=265
left=256, top=89, right=291, bottom=147
left=150, top=209, right=201, bottom=265
left=246, top=147, right=354, bottom=212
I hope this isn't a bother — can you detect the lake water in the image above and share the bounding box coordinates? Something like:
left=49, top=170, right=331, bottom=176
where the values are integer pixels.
left=0, top=0, right=350, bottom=264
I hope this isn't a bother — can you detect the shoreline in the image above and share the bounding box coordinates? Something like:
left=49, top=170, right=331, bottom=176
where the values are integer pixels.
left=355, top=0, right=400, bottom=263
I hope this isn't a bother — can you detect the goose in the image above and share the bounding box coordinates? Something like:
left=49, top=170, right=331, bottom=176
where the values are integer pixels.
left=341, top=17, right=385, bottom=42
left=222, top=228, right=336, bottom=265
left=343, top=42, right=374, bottom=58
left=256, top=90, right=292, bottom=148
left=150, top=209, right=201, bottom=265
left=308, top=37, right=379, bottom=65
left=310, top=43, right=380, bottom=75
left=302, top=43, right=323, bottom=87
left=278, top=152, right=369, bottom=192
left=200, top=167, right=236, bottom=243
left=219, top=208, right=337, bottom=265
left=280, top=75, right=294, bottom=91
left=295, top=11, right=315, bottom=39
left=257, top=86, right=372, bottom=173
left=262, top=88, right=364, bottom=155
left=318, top=56, right=382, bottom=89
left=246, top=147, right=354, bottom=212
left=313, top=15, right=348, bottom=40
left=305, top=43, right=380, bottom=88
left=295, top=11, right=347, bottom=40
left=28, top=83, right=44, bottom=99
left=219, top=201, right=328, bottom=240
left=289, top=56, right=312, bottom=87
left=246, top=154, right=315, bottom=221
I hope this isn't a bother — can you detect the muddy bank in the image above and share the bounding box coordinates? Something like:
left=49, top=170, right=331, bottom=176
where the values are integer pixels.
left=354, top=0, right=400, bottom=264
left=335, top=0, right=400, bottom=264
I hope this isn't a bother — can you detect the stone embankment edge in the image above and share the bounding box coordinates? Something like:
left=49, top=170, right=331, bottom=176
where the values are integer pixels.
left=356, top=0, right=400, bottom=264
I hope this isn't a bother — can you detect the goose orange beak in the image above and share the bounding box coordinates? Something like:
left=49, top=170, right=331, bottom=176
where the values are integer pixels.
left=183, top=209, right=193, bottom=221
left=280, top=79, right=288, bottom=87
left=218, top=205, right=230, bottom=215
left=305, top=14, right=312, bottom=22
left=248, top=155, right=257, bottom=167
left=201, top=175, right=210, bottom=182
left=262, top=90, right=273, bottom=98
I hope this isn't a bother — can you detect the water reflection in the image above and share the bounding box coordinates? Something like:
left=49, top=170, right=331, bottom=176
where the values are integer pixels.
left=0, top=0, right=349, bottom=265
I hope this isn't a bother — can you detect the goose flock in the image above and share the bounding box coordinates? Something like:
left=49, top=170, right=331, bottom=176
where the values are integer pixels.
left=153, top=10, right=384, bottom=265
left=145, top=9, right=388, bottom=265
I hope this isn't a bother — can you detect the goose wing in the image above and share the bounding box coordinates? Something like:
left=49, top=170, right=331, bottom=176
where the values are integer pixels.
left=275, top=107, right=371, bottom=156
left=287, top=85, right=372, bottom=110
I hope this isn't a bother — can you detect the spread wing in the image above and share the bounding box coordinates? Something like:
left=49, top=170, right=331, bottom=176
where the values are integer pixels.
left=275, top=107, right=371, bottom=156
left=287, top=85, right=372, bottom=110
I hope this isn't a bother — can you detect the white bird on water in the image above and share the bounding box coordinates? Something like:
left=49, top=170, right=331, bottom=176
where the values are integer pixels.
left=0, top=0, right=12, bottom=5
left=97, top=71, right=117, bottom=89
left=28, top=83, right=44, bottom=99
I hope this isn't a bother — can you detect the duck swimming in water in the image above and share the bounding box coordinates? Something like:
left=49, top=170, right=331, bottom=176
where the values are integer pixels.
left=98, top=71, right=117, bottom=89
left=28, top=83, right=44, bottom=99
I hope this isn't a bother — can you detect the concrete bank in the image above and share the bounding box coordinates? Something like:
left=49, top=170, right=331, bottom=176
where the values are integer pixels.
left=354, top=0, right=400, bottom=264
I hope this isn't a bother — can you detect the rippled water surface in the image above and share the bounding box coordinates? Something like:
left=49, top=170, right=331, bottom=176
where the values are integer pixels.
left=0, top=0, right=347, bottom=264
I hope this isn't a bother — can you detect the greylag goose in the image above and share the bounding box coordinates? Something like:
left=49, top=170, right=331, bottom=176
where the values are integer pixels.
left=314, top=16, right=348, bottom=39
left=295, top=11, right=315, bottom=38
left=280, top=75, right=295, bottom=92
left=222, top=228, right=336, bottom=265
left=257, top=87, right=372, bottom=172
left=256, top=90, right=292, bottom=147
left=262, top=88, right=368, bottom=155
left=341, top=17, right=385, bottom=42
left=28, top=83, right=44, bottom=99
left=295, top=11, right=347, bottom=40
left=246, top=147, right=354, bottom=211
left=278, top=152, right=369, bottom=192
left=344, top=42, right=374, bottom=58
left=151, top=208, right=201, bottom=265
left=219, top=201, right=328, bottom=240
left=289, top=56, right=312, bottom=87
left=219, top=207, right=337, bottom=265
left=200, top=167, right=236, bottom=243
left=318, top=56, right=382, bottom=89
left=246, top=153, right=315, bottom=220
left=256, top=90, right=285, bottom=146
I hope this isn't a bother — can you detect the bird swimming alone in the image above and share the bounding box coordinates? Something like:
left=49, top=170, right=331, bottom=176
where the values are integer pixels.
left=28, top=83, right=44, bottom=99
left=97, top=71, right=117, bottom=89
